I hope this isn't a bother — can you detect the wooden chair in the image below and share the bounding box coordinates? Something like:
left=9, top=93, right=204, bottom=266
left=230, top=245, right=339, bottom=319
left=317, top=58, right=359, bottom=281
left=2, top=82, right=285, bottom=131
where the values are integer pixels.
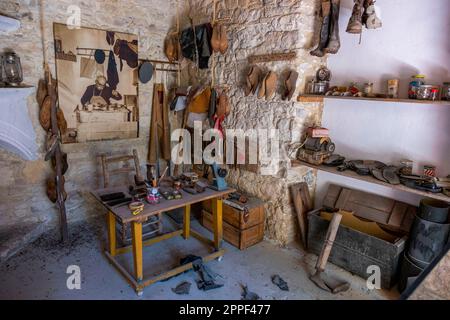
left=100, top=149, right=162, bottom=245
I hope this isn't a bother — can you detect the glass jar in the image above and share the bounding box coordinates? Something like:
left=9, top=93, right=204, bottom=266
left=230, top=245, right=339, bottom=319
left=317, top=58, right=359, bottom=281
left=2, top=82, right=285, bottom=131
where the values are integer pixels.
left=306, top=79, right=315, bottom=94
left=429, top=85, right=440, bottom=101
left=408, top=74, right=425, bottom=99
left=363, top=82, right=374, bottom=96
left=2, top=52, right=23, bottom=86
left=388, top=79, right=399, bottom=98
left=441, top=82, right=450, bottom=100
left=417, top=85, right=433, bottom=100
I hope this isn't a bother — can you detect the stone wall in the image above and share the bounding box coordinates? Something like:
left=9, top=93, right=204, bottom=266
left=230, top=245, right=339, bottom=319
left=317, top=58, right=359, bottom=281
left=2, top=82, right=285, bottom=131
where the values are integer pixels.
left=0, top=0, right=325, bottom=248
left=189, top=0, right=326, bottom=245
left=0, top=0, right=179, bottom=233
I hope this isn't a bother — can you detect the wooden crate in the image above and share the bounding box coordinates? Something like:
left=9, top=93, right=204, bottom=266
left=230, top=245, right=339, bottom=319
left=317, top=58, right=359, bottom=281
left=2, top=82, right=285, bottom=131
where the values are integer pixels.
left=202, top=197, right=264, bottom=230
left=201, top=210, right=264, bottom=250
left=308, top=211, right=407, bottom=289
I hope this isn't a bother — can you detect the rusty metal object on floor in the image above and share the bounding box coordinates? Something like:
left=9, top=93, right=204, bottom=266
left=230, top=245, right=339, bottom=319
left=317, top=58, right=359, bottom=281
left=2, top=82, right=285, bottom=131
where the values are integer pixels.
left=172, top=281, right=191, bottom=295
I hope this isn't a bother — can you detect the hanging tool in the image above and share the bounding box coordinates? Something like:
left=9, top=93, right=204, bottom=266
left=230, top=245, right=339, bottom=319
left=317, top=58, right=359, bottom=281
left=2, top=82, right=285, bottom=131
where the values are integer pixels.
left=309, top=211, right=350, bottom=294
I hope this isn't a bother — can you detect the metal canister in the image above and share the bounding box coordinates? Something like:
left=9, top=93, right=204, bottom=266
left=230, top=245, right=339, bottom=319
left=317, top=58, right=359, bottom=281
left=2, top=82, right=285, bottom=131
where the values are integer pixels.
left=388, top=79, right=399, bottom=98
left=423, top=164, right=436, bottom=177
left=313, top=81, right=329, bottom=95
left=408, top=74, right=425, bottom=99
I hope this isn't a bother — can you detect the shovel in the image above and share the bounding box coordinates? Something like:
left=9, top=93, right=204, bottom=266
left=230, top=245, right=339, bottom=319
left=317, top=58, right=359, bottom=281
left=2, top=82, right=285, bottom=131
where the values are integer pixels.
left=310, top=211, right=350, bottom=294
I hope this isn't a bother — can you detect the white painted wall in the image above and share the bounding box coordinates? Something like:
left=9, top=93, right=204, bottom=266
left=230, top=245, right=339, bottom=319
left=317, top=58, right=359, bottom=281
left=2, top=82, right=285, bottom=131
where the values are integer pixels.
left=315, top=0, right=450, bottom=207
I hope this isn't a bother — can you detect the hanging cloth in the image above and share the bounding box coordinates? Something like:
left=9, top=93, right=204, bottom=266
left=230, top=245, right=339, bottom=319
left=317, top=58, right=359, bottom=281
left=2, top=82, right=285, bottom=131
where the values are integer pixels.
left=179, top=23, right=213, bottom=69
left=148, top=83, right=171, bottom=163
left=107, top=50, right=119, bottom=90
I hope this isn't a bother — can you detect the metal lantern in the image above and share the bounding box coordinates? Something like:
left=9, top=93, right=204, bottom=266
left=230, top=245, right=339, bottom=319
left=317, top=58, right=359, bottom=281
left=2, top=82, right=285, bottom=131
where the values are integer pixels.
left=3, top=52, right=23, bottom=86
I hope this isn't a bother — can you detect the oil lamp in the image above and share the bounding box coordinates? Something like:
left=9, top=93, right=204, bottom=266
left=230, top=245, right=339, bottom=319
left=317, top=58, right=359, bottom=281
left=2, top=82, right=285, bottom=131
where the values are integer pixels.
left=2, top=52, right=23, bottom=86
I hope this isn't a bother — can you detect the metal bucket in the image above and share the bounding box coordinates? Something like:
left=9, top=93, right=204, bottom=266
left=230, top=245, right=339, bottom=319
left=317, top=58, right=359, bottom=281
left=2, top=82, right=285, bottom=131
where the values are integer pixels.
left=398, top=252, right=424, bottom=293
left=407, top=215, right=450, bottom=266
left=419, top=199, right=450, bottom=223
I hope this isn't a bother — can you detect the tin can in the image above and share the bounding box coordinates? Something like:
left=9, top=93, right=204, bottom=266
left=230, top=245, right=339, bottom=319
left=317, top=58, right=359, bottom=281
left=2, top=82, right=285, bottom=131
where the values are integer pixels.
left=423, top=165, right=436, bottom=177
left=388, top=79, right=399, bottom=98
left=400, top=159, right=413, bottom=175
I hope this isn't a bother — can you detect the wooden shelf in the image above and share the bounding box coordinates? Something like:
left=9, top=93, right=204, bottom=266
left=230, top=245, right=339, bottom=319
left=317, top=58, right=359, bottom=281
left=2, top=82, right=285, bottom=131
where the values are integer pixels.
left=0, top=85, right=33, bottom=89
left=297, top=94, right=450, bottom=105
left=292, top=160, right=450, bottom=202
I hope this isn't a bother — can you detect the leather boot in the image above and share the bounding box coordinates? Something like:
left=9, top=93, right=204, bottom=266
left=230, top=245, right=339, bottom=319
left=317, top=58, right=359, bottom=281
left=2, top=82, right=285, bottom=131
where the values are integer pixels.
left=310, top=0, right=332, bottom=57
left=324, top=0, right=341, bottom=54
left=363, top=0, right=382, bottom=29
left=346, top=0, right=364, bottom=34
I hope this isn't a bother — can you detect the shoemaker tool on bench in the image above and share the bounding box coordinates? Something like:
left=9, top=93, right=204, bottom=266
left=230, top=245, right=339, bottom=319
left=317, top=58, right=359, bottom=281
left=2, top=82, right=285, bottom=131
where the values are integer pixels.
left=310, top=211, right=350, bottom=294
left=209, top=163, right=228, bottom=191
left=128, top=201, right=144, bottom=215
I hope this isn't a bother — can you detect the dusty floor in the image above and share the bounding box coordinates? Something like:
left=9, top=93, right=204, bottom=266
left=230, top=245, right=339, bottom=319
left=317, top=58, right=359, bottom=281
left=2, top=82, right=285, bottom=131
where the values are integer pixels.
left=0, top=215, right=399, bottom=300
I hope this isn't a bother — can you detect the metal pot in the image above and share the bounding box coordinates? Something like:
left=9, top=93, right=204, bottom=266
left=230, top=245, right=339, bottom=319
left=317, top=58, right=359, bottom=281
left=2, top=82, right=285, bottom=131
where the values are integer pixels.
left=407, top=215, right=450, bottom=266
left=419, top=199, right=450, bottom=223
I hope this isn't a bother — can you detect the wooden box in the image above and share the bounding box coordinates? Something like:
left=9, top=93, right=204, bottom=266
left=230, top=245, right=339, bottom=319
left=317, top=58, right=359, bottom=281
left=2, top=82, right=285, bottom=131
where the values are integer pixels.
left=308, top=211, right=407, bottom=289
left=202, top=197, right=264, bottom=230
left=201, top=210, right=264, bottom=250
left=201, top=197, right=265, bottom=250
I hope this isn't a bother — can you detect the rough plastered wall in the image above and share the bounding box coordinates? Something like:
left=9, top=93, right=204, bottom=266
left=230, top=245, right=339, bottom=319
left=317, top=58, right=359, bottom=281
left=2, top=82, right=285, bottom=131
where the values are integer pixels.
left=409, top=250, right=450, bottom=300
left=0, top=0, right=180, bottom=257
left=189, top=0, right=326, bottom=245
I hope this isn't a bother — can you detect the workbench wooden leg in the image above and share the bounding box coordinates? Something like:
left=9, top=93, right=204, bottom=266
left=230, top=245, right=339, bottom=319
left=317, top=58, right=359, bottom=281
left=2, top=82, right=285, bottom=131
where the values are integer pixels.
left=212, top=197, right=223, bottom=250
left=183, top=204, right=191, bottom=239
left=131, top=221, right=143, bottom=281
left=107, top=211, right=116, bottom=256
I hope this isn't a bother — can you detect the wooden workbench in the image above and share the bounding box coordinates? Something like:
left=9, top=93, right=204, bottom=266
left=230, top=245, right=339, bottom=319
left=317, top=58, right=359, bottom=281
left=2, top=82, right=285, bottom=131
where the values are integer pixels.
left=92, top=186, right=235, bottom=295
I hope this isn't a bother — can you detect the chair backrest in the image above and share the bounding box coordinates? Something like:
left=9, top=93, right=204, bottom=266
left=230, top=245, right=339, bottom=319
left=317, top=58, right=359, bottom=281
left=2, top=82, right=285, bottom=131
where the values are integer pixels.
left=100, top=149, right=142, bottom=188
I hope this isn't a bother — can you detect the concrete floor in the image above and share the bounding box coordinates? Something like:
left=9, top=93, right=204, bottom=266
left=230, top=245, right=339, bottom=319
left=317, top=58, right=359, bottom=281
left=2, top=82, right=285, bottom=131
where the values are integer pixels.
left=0, top=215, right=399, bottom=300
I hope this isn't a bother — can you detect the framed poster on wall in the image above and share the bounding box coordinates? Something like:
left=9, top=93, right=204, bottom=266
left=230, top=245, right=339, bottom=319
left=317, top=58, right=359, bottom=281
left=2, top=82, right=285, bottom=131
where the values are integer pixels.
left=53, top=23, right=139, bottom=143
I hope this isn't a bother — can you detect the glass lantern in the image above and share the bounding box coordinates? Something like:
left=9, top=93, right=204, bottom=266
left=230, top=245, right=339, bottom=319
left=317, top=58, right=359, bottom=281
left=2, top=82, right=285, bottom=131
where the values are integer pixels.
left=3, top=52, right=23, bottom=86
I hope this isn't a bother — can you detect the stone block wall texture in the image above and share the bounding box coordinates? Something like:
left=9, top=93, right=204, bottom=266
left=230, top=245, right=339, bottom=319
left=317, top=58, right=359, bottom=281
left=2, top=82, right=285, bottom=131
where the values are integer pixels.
left=0, top=0, right=324, bottom=247
left=189, top=0, right=326, bottom=245
left=0, top=0, right=180, bottom=233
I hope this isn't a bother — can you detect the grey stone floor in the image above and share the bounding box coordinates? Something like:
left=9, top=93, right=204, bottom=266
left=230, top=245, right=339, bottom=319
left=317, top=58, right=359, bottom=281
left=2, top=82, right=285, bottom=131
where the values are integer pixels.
left=0, top=215, right=399, bottom=300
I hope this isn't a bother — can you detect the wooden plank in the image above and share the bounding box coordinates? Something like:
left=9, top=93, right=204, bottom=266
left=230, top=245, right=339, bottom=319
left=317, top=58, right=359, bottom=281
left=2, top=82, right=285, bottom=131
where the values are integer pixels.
left=297, top=94, right=450, bottom=105
left=212, top=197, right=223, bottom=250
left=104, top=251, right=139, bottom=289
left=248, top=51, right=296, bottom=63
left=107, top=211, right=117, bottom=256
left=115, top=230, right=183, bottom=255
left=109, top=167, right=134, bottom=175
left=290, top=183, right=308, bottom=248
left=92, top=187, right=235, bottom=223
left=292, top=160, right=450, bottom=202
left=141, top=249, right=225, bottom=287
left=131, top=222, right=143, bottom=281
left=183, top=204, right=191, bottom=239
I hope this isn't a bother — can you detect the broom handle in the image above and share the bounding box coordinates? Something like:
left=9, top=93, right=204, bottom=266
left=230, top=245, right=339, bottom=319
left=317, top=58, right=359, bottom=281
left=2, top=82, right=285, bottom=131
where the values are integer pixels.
left=315, top=211, right=342, bottom=272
